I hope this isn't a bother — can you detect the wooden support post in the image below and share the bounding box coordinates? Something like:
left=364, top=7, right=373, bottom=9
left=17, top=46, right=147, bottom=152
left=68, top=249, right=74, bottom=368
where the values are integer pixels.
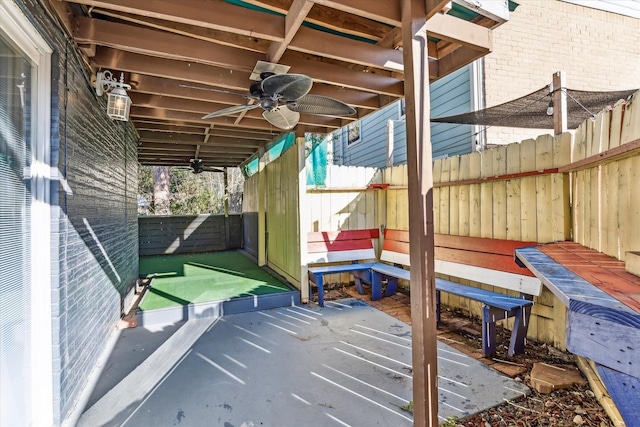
left=258, top=147, right=267, bottom=266
left=224, top=168, right=229, bottom=217
left=402, top=0, right=439, bottom=425
left=553, top=71, right=567, bottom=135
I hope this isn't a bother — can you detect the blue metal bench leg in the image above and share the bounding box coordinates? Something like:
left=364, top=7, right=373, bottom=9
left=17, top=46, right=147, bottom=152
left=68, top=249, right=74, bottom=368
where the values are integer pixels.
left=436, top=290, right=441, bottom=323
left=314, top=275, right=325, bottom=307
left=354, top=277, right=365, bottom=295
left=384, top=277, right=397, bottom=297
left=482, top=305, right=497, bottom=356
left=508, top=306, right=530, bottom=356
left=371, top=272, right=383, bottom=300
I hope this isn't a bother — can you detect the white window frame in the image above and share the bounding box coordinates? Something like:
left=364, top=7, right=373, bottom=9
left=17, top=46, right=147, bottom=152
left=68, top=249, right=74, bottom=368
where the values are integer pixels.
left=1, top=2, right=53, bottom=425
left=346, top=120, right=361, bottom=146
left=470, top=58, right=486, bottom=151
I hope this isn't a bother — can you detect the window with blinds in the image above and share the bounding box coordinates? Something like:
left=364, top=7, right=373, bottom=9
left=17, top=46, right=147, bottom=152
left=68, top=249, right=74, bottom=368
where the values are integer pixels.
left=0, top=31, right=33, bottom=427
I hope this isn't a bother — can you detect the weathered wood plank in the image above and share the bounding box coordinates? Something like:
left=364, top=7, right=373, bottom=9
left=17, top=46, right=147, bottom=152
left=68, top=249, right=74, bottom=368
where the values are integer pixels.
left=535, top=135, right=554, bottom=243
left=567, top=310, right=640, bottom=379
left=551, top=173, right=571, bottom=242
left=480, top=152, right=493, bottom=238
left=505, top=143, right=521, bottom=241
left=595, top=364, right=640, bottom=425
left=458, top=154, right=471, bottom=236
left=589, top=167, right=599, bottom=250
left=449, top=156, right=460, bottom=236
left=620, top=92, right=640, bottom=145
left=630, top=155, right=640, bottom=260
left=608, top=99, right=625, bottom=150
left=439, top=157, right=451, bottom=234
left=468, top=151, right=482, bottom=237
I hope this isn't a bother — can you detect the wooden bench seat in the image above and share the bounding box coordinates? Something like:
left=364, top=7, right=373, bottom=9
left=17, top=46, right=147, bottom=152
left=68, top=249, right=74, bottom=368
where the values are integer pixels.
left=363, top=229, right=541, bottom=356
left=516, top=242, right=640, bottom=425
left=307, top=229, right=379, bottom=307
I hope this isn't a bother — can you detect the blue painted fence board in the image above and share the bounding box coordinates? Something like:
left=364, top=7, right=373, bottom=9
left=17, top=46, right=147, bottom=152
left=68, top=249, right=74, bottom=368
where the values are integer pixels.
left=596, top=364, right=640, bottom=427
left=567, top=310, right=640, bottom=378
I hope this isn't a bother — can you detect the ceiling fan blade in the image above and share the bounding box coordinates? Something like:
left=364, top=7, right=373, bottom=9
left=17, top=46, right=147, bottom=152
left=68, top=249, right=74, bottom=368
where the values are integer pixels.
left=287, top=94, right=357, bottom=116
left=202, top=104, right=259, bottom=119
left=263, top=107, right=300, bottom=130
left=261, top=74, right=312, bottom=101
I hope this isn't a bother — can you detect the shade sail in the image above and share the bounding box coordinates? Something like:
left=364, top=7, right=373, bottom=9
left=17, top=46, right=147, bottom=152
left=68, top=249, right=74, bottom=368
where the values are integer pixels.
left=431, top=87, right=638, bottom=129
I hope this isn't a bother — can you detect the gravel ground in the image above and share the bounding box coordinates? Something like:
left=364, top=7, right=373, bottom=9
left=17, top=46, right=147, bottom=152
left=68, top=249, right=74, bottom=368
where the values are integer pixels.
left=452, top=327, right=615, bottom=427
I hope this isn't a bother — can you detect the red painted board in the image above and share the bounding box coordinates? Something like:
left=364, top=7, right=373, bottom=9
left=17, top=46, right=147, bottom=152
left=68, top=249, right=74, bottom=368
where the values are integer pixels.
left=308, top=239, right=373, bottom=253
left=435, top=234, right=537, bottom=256
left=308, top=229, right=379, bottom=243
left=435, top=247, right=535, bottom=276
left=384, top=229, right=409, bottom=243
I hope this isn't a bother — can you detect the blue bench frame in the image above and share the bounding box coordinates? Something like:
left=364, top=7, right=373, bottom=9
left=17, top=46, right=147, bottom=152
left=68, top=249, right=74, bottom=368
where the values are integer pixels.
left=308, top=262, right=376, bottom=307
left=365, top=262, right=534, bottom=356
left=306, top=229, right=379, bottom=307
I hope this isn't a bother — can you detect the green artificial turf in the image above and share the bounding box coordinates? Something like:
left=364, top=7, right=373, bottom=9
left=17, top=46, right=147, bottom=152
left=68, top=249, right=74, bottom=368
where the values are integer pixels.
left=138, top=251, right=292, bottom=311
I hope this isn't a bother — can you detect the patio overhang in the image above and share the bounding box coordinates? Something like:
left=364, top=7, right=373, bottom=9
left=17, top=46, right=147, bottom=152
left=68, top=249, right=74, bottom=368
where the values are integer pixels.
left=50, top=0, right=509, bottom=170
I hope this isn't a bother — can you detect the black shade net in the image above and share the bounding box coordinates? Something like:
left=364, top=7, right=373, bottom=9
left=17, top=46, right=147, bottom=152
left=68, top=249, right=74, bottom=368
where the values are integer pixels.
left=431, top=87, right=638, bottom=129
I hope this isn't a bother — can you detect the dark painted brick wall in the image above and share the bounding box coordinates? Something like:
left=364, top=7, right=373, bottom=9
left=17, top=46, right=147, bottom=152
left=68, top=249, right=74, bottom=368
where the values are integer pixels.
left=18, top=1, right=139, bottom=424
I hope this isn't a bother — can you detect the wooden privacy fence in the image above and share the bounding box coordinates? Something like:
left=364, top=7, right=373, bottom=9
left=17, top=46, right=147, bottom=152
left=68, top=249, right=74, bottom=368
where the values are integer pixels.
left=138, top=214, right=242, bottom=256
left=378, top=90, right=640, bottom=347
left=381, top=133, right=572, bottom=346
left=568, top=91, right=640, bottom=261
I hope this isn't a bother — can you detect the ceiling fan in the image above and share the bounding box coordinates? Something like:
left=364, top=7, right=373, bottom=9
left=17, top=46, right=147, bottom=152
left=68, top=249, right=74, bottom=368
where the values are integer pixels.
left=182, top=61, right=357, bottom=130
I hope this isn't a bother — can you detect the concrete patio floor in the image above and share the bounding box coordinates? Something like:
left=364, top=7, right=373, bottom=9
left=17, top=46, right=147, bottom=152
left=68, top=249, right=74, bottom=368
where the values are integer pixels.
left=78, top=297, right=529, bottom=427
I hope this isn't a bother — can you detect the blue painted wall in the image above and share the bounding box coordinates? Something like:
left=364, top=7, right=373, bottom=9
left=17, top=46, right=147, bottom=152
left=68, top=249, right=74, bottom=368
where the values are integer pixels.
left=14, top=1, right=140, bottom=424
left=334, top=65, right=474, bottom=167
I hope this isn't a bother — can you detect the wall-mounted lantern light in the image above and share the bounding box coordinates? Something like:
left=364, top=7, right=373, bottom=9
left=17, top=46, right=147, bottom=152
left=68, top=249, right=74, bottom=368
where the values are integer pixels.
left=95, top=70, right=132, bottom=121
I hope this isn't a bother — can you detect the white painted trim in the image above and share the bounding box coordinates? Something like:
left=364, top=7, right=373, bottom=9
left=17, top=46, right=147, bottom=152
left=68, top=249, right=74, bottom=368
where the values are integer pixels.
left=435, top=260, right=542, bottom=296
left=306, top=248, right=376, bottom=264
left=1, top=2, right=54, bottom=425
left=560, top=0, right=640, bottom=18
left=470, top=58, right=486, bottom=152
left=379, top=248, right=542, bottom=296
left=380, top=250, right=411, bottom=266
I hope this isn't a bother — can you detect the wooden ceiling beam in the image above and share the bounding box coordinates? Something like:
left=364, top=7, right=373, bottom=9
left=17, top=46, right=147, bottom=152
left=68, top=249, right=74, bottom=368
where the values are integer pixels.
left=63, top=0, right=284, bottom=41
left=425, top=0, right=454, bottom=20
left=139, top=143, right=258, bottom=154
left=288, top=26, right=404, bottom=72
left=93, top=47, right=401, bottom=98
left=139, top=154, right=252, bottom=162
left=138, top=132, right=265, bottom=147
left=247, top=0, right=392, bottom=41
left=133, top=122, right=207, bottom=134
left=281, top=52, right=404, bottom=96
left=426, top=13, right=492, bottom=52
left=91, top=48, right=252, bottom=91
left=435, top=44, right=490, bottom=80
left=92, top=9, right=271, bottom=53
left=129, top=93, right=343, bottom=129
left=130, top=107, right=282, bottom=131
left=267, top=0, right=314, bottom=63
left=309, top=0, right=402, bottom=26
left=128, top=75, right=246, bottom=106
left=206, top=128, right=279, bottom=139
left=74, top=17, right=262, bottom=72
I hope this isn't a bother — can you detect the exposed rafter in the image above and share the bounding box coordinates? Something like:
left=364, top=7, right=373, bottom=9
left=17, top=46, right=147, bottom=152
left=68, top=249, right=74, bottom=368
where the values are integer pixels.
left=56, top=0, right=502, bottom=168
